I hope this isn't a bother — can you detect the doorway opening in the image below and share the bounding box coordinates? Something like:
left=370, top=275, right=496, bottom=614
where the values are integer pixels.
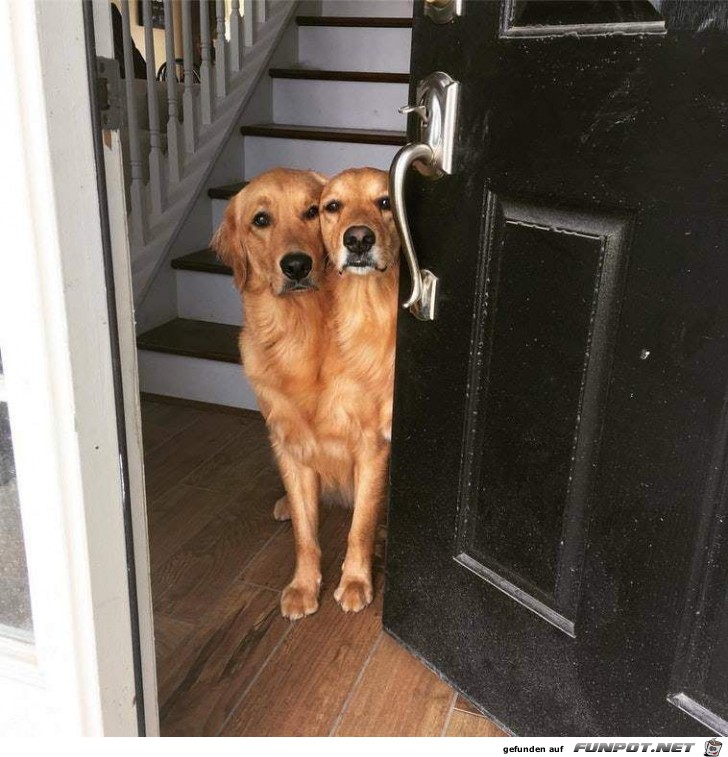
left=98, top=0, right=505, bottom=737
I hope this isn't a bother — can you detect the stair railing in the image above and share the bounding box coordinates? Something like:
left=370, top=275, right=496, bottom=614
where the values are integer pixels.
left=117, top=0, right=268, bottom=247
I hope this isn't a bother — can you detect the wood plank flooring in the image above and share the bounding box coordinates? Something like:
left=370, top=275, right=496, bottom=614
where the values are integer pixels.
left=142, top=396, right=507, bottom=737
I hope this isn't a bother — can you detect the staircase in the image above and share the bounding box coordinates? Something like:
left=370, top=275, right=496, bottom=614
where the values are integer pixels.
left=136, top=0, right=413, bottom=410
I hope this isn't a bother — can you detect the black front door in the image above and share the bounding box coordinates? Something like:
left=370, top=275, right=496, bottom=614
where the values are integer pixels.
left=384, top=0, right=728, bottom=735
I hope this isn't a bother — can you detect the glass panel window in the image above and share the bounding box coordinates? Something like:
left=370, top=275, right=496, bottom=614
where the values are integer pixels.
left=0, top=350, right=33, bottom=640
left=510, top=0, right=663, bottom=28
left=502, top=0, right=665, bottom=36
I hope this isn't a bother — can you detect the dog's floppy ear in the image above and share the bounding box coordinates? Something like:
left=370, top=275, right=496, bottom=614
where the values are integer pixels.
left=210, top=196, right=247, bottom=291
left=310, top=170, right=328, bottom=187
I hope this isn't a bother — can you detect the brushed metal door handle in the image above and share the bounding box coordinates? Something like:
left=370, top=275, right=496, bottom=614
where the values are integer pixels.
left=389, top=71, right=459, bottom=321
left=424, top=0, right=463, bottom=24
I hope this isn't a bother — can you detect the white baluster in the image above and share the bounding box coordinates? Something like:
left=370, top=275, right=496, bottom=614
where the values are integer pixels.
left=199, top=0, right=214, bottom=124
left=120, top=0, right=147, bottom=245
left=255, top=0, right=267, bottom=26
left=215, top=0, right=228, bottom=98
left=163, top=0, right=183, bottom=185
left=243, top=0, right=254, bottom=48
left=229, top=0, right=243, bottom=73
left=143, top=0, right=165, bottom=214
left=181, top=0, right=197, bottom=154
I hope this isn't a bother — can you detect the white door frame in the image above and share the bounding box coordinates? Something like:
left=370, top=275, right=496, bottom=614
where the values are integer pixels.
left=90, top=0, right=159, bottom=735
left=0, top=0, right=157, bottom=735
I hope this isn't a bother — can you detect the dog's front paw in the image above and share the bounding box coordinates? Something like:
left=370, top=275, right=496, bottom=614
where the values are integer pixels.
left=334, top=577, right=373, bottom=613
left=281, top=581, right=319, bottom=620
left=273, top=495, right=291, bottom=521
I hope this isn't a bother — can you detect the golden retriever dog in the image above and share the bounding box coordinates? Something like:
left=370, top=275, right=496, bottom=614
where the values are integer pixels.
left=316, top=167, right=400, bottom=613
left=211, top=166, right=399, bottom=620
left=210, top=167, right=331, bottom=620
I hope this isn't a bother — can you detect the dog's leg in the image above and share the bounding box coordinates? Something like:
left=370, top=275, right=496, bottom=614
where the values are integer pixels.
left=277, top=454, right=321, bottom=620
left=273, top=495, right=291, bottom=521
left=335, top=443, right=388, bottom=613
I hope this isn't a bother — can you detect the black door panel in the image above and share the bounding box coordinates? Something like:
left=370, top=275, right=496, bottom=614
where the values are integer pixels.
left=384, top=0, right=728, bottom=736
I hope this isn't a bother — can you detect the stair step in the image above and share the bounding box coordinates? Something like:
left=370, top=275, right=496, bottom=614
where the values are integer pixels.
left=172, top=251, right=241, bottom=325
left=243, top=134, right=399, bottom=177
left=137, top=349, right=255, bottom=410
left=207, top=181, right=247, bottom=201
left=321, top=0, right=413, bottom=16
left=297, top=22, right=411, bottom=74
left=272, top=76, right=408, bottom=130
left=269, top=68, right=409, bottom=84
left=137, top=318, right=240, bottom=364
left=240, top=123, right=406, bottom=146
left=171, top=248, right=231, bottom=276
left=296, top=16, right=413, bottom=27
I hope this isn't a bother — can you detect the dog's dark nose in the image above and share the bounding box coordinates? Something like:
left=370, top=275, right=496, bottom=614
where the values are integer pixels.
left=343, top=226, right=375, bottom=255
left=280, top=252, right=313, bottom=281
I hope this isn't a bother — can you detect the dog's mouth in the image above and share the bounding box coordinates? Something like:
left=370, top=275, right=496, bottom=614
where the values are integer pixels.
left=342, top=252, right=388, bottom=274
left=278, top=277, right=318, bottom=295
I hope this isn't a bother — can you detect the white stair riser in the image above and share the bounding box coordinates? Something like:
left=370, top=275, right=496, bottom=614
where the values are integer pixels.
left=244, top=136, right=400, bottom=179
left=176, top=270, right=242, bottom=325
left=212, top=197, right=230, bottom=232
left=273, top=79, right=409, bottom=130
left=320, top=0, right=413, bottom=17
left=298, top=27, right=411, bottom=73
left=138, top=351, right=258, bottom=410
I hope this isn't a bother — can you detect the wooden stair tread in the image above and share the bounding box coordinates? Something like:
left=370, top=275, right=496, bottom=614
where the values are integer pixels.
left=207, top=181, right=247, bottom=200
left=296, top=16, right=413, bottom=28
left=137, top=319, right=240, bottom=364
left=240, top=123, right=406, bottom=145
left=269, top=68, right=409, bottom=84
left=171, top=248, right=232, bottom=276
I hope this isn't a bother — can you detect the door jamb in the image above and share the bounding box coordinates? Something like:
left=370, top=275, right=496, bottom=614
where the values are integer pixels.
left=87, top=0, right=160, bottom=735
left=0, top=0, right=157, bottom=735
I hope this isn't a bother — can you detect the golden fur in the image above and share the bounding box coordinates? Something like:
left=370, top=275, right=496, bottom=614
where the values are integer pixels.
left=210, top=166, right=399, bottom=619
left=210, top=168, right=330, bottom=619
left=316, top=167, right=399, bottom=613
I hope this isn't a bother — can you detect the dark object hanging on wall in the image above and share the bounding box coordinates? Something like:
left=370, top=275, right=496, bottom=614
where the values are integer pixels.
left=137, top=0, right=165, bottom=29
left=111, top=4, right=146, bottom=79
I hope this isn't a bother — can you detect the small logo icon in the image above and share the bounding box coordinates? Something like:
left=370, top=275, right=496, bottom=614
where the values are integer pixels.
left=705, top=739, right=722, bottom=757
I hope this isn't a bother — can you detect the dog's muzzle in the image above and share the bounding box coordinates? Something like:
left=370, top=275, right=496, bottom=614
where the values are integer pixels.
left=279, top=277, right=317, bottom=295
left=279, top=252, right=317, bottom=294
left=344, top=250, right=377, bottom=269
left=341, top=225, right=386, bottom=272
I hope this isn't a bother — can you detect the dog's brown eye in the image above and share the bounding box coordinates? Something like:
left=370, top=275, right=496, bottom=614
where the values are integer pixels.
left=252, top=212, right=271, bottom=228
left=304, top=205, right=319, bottom=220
left=377, top=196, right=391, bottom=211
left=324, top=200, right=341, bottom=214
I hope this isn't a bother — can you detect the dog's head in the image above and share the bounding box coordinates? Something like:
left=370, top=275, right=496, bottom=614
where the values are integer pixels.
left=319, top=168, right=399, bottom=277
left=210, top=168, right=327, bottom=296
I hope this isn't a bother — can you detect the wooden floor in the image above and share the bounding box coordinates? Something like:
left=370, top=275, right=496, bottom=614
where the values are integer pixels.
left=142, top=396, right=506, bottom=737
